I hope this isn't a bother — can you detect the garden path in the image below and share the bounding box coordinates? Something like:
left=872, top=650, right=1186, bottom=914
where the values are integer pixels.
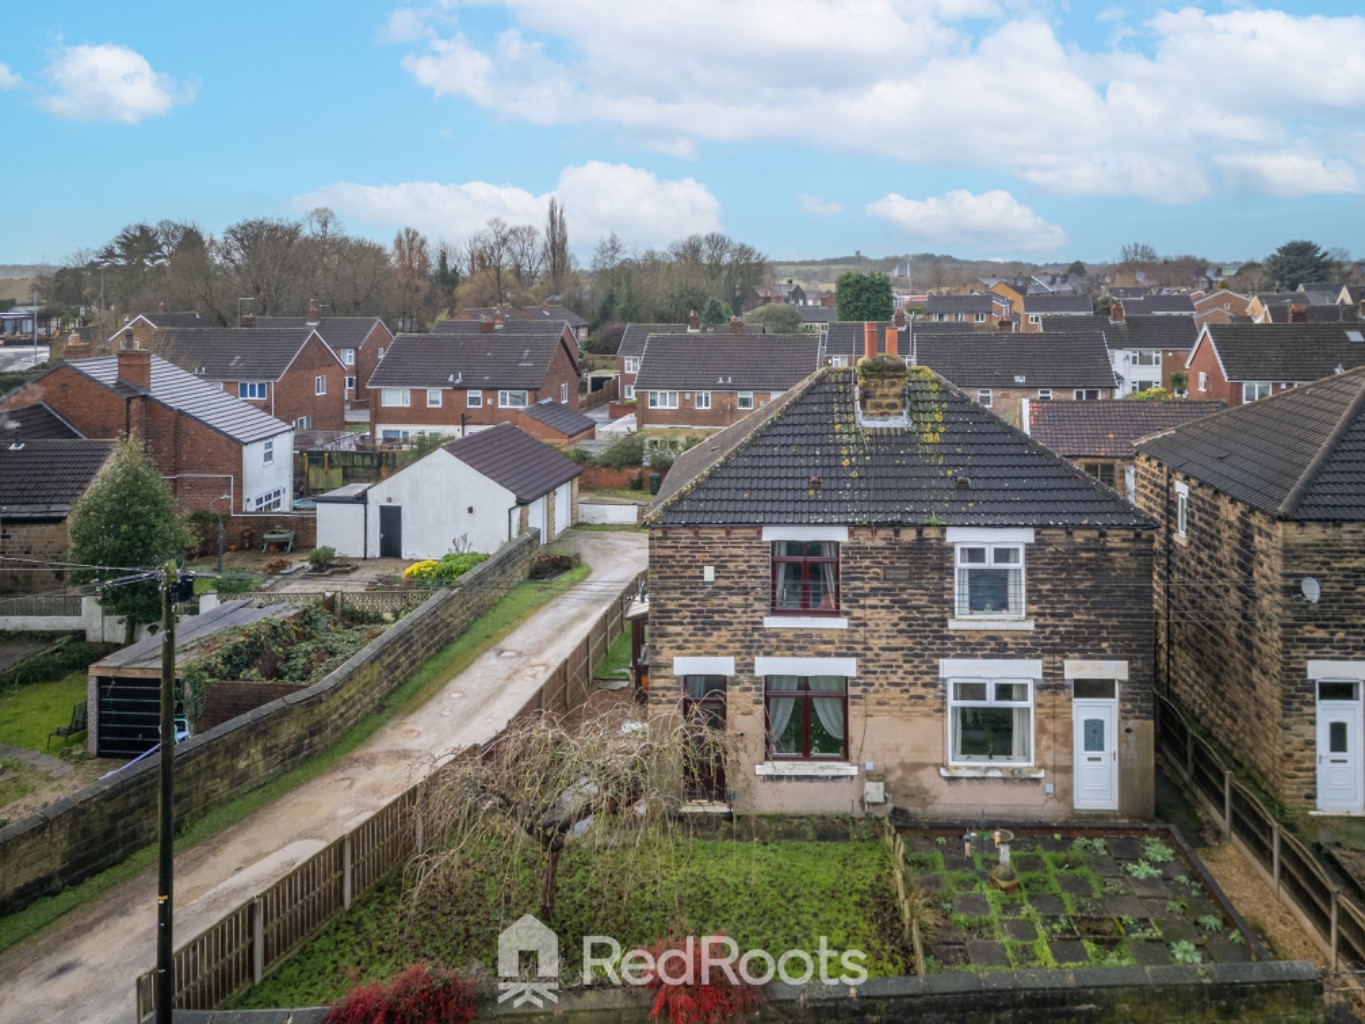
left=0, top=528, right=647, bottom=1024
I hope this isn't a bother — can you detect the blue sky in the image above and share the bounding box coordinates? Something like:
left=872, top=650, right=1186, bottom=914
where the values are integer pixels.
left=2, top=1, right=1362, bottom=267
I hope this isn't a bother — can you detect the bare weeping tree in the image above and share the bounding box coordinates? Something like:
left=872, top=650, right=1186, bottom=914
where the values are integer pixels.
left=406, top=704, right=737, bottom=924
left=544, top=198, right=570, bottom=295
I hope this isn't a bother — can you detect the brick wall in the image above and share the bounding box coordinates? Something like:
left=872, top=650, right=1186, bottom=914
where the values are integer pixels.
left=647, top=524, right=1155, bottom=819
left=353, top=321, right=392, bottom=403
left=984, top=388, right=1116, bottom=428
left=1186, top=337, right=1239, bottom=405
left=636, top=390, right=780, bottom=430
left=0, top=530, right=538, bottom=915
left=267, top=334, right=346, bottom=432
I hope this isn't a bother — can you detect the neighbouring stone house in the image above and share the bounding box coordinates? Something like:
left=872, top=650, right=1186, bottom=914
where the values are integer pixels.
left=1134, top=366, right=1365, bottom=813
left=644, top=359, right=1157, bottom=820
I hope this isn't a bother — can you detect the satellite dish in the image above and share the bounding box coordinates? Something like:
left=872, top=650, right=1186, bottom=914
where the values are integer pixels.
left=1301, top=578, right=1321, bottom=604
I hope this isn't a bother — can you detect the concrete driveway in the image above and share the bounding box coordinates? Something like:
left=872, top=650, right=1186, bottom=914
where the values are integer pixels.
left=0, top=528, right=646, bottom=1024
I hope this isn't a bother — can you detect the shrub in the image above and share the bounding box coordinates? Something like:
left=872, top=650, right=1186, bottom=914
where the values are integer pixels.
left=324, top=962, right=478, bottom=1024
left=0, top=638, right=112, bottom=688
left=309, top=546, right=337, bottom=572
left=263, top=557, right=293, bottom=576
left=641, top=936, right=763, bottom=1024
left=403, top=552, right=489, bottom=581
left=529, top=552, right=575, bottom=579
left=597, top=431, right=646, bottom=470
left=1169, top=940, right=1202, bottom=965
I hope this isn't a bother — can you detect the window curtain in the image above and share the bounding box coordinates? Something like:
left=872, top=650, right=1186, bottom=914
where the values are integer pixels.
left=767, top=698, right=797, bottom=752
left=809, top=675, right=845, bottom=740
left=813, top=542, right=837, bottom=609
left=774, top=561, right=800, bottom=609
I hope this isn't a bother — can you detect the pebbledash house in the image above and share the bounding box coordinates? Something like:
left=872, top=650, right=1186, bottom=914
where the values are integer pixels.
left=643, top=356, right=1157, bottom=820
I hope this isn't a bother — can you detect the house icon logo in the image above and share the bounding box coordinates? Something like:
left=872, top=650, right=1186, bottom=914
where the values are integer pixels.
left=497, top=913, right=559, bottom=1007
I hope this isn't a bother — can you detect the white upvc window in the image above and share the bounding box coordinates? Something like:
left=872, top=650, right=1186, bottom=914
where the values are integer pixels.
left=974, top=312, right=986, bottom=323
left=345, top=375, right=356, bottom=391
left=1037, top=389, right=1052, bottom=401
left=499, top=389, right=529, bottom=408
left=948, top=678, right=1034, bottom=765
left=377, top=346, right=385, bottom=360
left=381, top=388, right=410, bottom=407
left=1242, top=381, right=1271, bottom=403
left=1198, top=371, right=1208, bottom=392
left=1175, top=480, right=1189, bottom=538
left=648, top=390, right=679, bottom=409
left=955, top=544, right=1025, bottom=619
left=295, top=415, right=312, bottom=430
left=1133, top=350, right=1161, bottom=366
left=624, top=357, right=641, bottom=374
left=263, top=439, right=274, bottom=465
left=468, top=390, right=483, bottom=408
left=624, top=385, right=636, bottom=400
left=561, top=382, right=568, bottom=403
left=829, top=356, right=847, bottom=368
left=341, top=348, right=356, bottom=366
left=427, top=389, right=442, bottom=407
left=239, top=382, right=267, bottom=400
left=737, top=392, right=754, bottom=410
left=315, top=375, right=327, bottom=395
left=977, top=388, right=992, bottom=408
left=252, top=487, right=285, bottom=512
left=695, top=391, right=711, bottom=409
left=1028, top=314, right=1041, bottom=325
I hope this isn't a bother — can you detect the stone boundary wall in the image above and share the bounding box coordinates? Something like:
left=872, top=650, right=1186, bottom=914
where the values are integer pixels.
left=148, top=961, right=1324, bottom=1024
left=0, top=530, right=539, bottom=916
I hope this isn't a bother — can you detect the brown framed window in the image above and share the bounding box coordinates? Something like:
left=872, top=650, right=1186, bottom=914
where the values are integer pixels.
left=765, top=675, right=847, bottom=759
left=771, top=541, right=839, bottom=613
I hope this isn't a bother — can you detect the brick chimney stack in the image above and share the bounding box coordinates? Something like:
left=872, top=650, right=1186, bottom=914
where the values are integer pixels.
left=688, top=310, right=701, bottom=332
left=1110, top=301, right=1125, bottom=324
left=729, top=317, right=744, bottom=334
left=894, top=308, right=906, bottom=328
left=117, top=330, right=152, bottom=390
left=307, top=305, right=321, bottom=326
left=479, top=317, right=494, bottom=334
left=1290, top=304, right=1308, bottom=323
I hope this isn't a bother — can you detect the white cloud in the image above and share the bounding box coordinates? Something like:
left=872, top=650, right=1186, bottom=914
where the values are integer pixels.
left=866, top=189, right=1067, bottom=254
left=390, top=2, right=1365, bottom=202
left=294, top=161, right=722, bottom=250
left=1214, top=151, right=1361, bottom=198
left=38, top=43, right=194, bottom=124
left=0, top=64, right=21, bottom=90
left=799, top=194, right=844, bottom=216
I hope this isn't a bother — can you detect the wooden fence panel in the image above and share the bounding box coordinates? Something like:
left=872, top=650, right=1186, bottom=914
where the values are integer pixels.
left=175, top=903, right=253, bottom=1009
left=1337, top=897, right=1365, bottom=970
left=1189, top=738, right=1225, bottom=815
left=352, top=795, right=415, bottom=897
left=1228, top=783, right=1274, bottom=867
left=260, top=840, right=345, bottom=969
left=1278, top=833, right=1333, bottom=939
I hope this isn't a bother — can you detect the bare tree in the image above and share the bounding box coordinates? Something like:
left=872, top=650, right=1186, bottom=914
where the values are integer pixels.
left=392, top=227, right=432, bottom=330
left=505, top=223, right=544, bottom=288
left=217, top=217, right=306, bottom=314
left=544, top=198, right=570, bottom=296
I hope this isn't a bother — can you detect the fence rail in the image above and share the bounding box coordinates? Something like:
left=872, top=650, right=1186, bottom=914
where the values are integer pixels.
left=1157, top=694, right=1365, bottom=973
left=135, top=571, right=644, bottom=1021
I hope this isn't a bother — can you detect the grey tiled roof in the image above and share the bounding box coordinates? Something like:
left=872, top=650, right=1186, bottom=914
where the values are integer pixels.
left=1136, top=366, right=1365, bottom=520
left=0, top=403, right=83, bottom=440
left=1201, top=323, right=1365, bottom=381
left=633, top=334, right=821, bottom=391
left=1027, top=400, right=1225, bottom=459
left=1302, top=305, right=1362, bottom=323
left=1101, top=315, right=1199, bottom=350
left=444, top=423, right=581, bottom=502
left=522, top=304, right=588, bottom=328
left=649, top=367, right=1154, bottom=528
left=430, top=318, right=572, bottom=336
left=914, top=331, right=1118, bottom=390
left=255, top=316, right=389, bottom=351
left=153, top=327, right=332, bottom=380
left=125, top=311, right=228, bottom=331
left=1119, top=294, right=1195, bottom=316
left=618, top=324, right=686, bottom=359
left=1023, top=294, right=1093, bottom=315
left=521, top=400, right=595, bottom=438
left=368, top=333, right=576, bottom=389
left=926, top=294, right=1010, bottom=314
left=68, top=356, right=292, bottom=444
left=0, top=439, right=113, bottom=516
left=798, top=307, right=838, bottom=323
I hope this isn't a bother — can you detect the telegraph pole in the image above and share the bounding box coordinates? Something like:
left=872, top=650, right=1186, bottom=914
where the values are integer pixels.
left=156, top=561, right=177, bottom=1023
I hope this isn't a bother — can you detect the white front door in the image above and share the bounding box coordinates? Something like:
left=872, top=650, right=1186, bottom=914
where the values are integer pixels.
left=1073, top=700, right=1119, bottom=810
left=1317, top=694, right=1363, bottom=812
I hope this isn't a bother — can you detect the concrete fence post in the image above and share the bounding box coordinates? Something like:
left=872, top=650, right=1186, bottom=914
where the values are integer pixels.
left=1272, top=826, right=1282, bottom=898
left=415, top=810, right=425, bottom=855
left=343, top=835, right=353, bottom=910
left=1222, top=770, right=1233, bottom=837
left=251, top=898, right=265, bottom=985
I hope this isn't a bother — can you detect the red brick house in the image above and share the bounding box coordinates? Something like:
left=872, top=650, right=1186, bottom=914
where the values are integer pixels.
left=367, top=331, right=580, bottom=442
left=617, top=323, right=687, bottom=401
left=0, top=347, right=295, bottom=516
left=1185, top=322, right=1365, bottom=407
left=645, top=360, right=1157, bottom=818
left=1135, top=367, right=1365, bottom=813
left=257, top=315, right=393, bottom=405
left=146, top=326, right=346, bottom=432
left=632, top=333, right=822, bottom=430
left=925, top=292, right=1014, bottom=327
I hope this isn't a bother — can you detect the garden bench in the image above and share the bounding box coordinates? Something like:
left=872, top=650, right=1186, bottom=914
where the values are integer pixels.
left=47, top=700, right=87, bottom=749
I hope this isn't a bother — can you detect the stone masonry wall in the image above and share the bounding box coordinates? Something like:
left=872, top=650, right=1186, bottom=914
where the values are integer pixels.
left=0, top=521, right=72, bottom=593
left=1134, top=452, right=1289, bottom=801
left=648, top=524, right=1155, bottom=819
left=0, top=530, right=538, bottom=915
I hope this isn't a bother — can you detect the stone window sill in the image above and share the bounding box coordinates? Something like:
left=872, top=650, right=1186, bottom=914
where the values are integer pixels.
left=756, top=762, right=859, bottom=778
left=763, top=616, right=849, bottom=630
left=939, top=765, right=1045, bottom=780
left=948, top=618, right=1034, bottom=632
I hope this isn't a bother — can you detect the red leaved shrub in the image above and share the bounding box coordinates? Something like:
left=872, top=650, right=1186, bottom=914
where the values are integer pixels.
left=642, top=936, right=762, bottom=1024
left=324, top=962, right=478, bottom=1024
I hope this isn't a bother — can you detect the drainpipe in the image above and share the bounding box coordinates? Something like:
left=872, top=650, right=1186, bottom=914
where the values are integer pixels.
left=1163, top=462, right=1173, bottom=698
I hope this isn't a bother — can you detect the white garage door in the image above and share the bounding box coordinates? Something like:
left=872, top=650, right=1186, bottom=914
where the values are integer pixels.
left=554, top=482, right=571, bottom=535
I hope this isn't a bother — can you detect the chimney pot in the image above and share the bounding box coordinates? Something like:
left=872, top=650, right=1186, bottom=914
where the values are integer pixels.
left=863, top=322, right=876, bottom=361
left=688, top=310, right=701, bottom=332
left=885, top=327, right=898, bottom=357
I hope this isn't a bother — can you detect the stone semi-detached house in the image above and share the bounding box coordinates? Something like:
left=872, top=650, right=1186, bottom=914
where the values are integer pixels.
left=147, top=326, right=347, bottom=432
left=1135, top=366, right=1365, bottom=814
left=367, top=331, right=580, bottom=442
left=0, top=346, right=294, bottom=515
left=645, top=360, right=1157, bottom=820
left=1186, top=322, right=1365, bottom=407
left=632, top=333, right=821, bottom=430
left=257, top=313, right=393, bottom=405
left=913, top=329, right=1118, bottom=427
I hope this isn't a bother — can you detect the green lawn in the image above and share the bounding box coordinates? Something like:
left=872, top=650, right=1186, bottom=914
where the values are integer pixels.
left=0, top=671, right=89, bottom=752
left=235, top=837, right=904, bottom=1008
left=592, top=627, right=632, bottom=679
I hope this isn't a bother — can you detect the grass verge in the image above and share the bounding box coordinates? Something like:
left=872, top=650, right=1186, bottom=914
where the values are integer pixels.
left=0, top=671, right=89, bottom=752
left=592, top=626, right=632, bottom=679
left=0, top=564, right=593, bottom=956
